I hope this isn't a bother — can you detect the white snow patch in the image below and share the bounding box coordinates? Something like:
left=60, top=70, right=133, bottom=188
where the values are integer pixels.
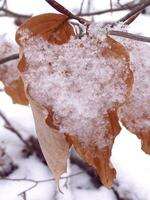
left=19, top=28, right=130, bottom=150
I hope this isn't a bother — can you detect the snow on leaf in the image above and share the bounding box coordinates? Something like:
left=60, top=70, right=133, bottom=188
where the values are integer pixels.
left=101, top=36, right=133, bottom=96
left=118, top=41, right=150, bottom=154
left=64, top=36, right=133, bottom=187
left=16, top=16, right=133, bottom=188
left=66, top=109, right=121, bottom=187
left=16, top=13, right=75, bottom=72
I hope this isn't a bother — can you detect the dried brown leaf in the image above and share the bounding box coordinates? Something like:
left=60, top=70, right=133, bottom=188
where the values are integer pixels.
left=118, top=41, right=150, bottom=155
left=16, top=13, right=74, bottom=45
left=102, top=36, right=133, bottom=94
left=16, top=13, right=75, bottom=186
left=66, top=110, right=121, bottom=187
left=16, top=14, right=134, bottom=188
left=66, top=37, right=133, bottom=187
left=4, top=78, right=28, bottom=105
left=0, top=40, right=28, bottom=105
left=16, top=13, right=74, bottom=73
left=30, top=100, right=69, bottom=185
left=138, top=132, right=150, bottom=154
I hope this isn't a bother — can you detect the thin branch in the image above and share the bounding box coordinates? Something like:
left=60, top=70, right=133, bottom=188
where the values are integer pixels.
left=124, top=11, right=141, bottom=25
left=0, top=171, right=85, bottom=183
left=0, top=170, right=85, bottom=195
left=18, top=182, right=38, bottom=195
left=0, top=54, right=19, bottom=65
left=2, top=0, right=7, bottom=8
left=19, top=171, right=85, bottom=196
left=117, top=0, right=122, bottom=7
left=117, top=0, right=135, bottom=8
left=118, top=0, right=150, bottom=22
left=0, top=7, right=31, bottom=19
left=110, top=0, right=113, bottom=11
left=45, top=0, right=89, bottom=25
left=21, top=192, right=27, bottom=200
left=78, top=3, right=142, bottom=16
left=51, top=188, right=58, bottom=200
left=87, top=0, right=92, bottom=13
left=0, top=110, right=30, bottom=147
left=108, top=30, right=150, bottom=43
left=78, top=0, right=85, bottom=15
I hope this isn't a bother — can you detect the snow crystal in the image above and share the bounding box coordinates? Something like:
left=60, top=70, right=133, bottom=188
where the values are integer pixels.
left=19, top=27, right=130, bottom=149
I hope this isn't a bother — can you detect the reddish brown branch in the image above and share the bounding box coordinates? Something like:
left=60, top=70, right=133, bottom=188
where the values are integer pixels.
left=45, top=0, right=89, bottom=24
left=45, top=0, right=74, bottom=18
left=124, top=11, right=141, bottom=25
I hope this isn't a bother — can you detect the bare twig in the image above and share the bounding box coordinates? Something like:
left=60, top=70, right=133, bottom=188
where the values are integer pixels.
left=0, top=171, right=86, bottom=183
left=110, top=0, right=113, bottom=11
left=78, top=0, right=85, bottom=15
left=87, top=0, right=92, bottom=13
left=0, top=54, right=19, bottom=65
left=45, top=0, right=74, bottom=17
left=51, top=188, right=58, bottom=200
left=124, top=11, right=141, bottom=25
left=118, top=0, right=150, bottom=22
left=0, top=170, right=85, bottom=195
left=108, top=30, right=150, bottom=43
left=0, top=7, right=31, bottom=19
left=18, top=182, right=38, bottom=196
left=21, top=192, right=27, bottom=200
left=78, top=3, right=142, bottom=16
left=0, top=146, right=17, bottom=177
left=0, top=110, right=30, bottom=147
left=45, top=0, right=89, bottom=25
left=117, top=0, right=135, bottom=8
left=117, top=0, right=122, bottom=7
left=2, top=0, right=7, bottom=9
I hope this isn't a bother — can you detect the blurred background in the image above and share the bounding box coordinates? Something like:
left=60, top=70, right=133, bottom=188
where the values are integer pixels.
left=0, top=1, right=150, bottom=200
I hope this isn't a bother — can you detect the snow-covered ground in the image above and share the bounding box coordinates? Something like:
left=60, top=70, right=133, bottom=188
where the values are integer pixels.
left=0, top=0, right=150, bottom=200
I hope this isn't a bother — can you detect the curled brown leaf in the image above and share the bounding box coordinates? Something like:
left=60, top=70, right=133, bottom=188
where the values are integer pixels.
left=16, top=13, right=75, bottom=187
